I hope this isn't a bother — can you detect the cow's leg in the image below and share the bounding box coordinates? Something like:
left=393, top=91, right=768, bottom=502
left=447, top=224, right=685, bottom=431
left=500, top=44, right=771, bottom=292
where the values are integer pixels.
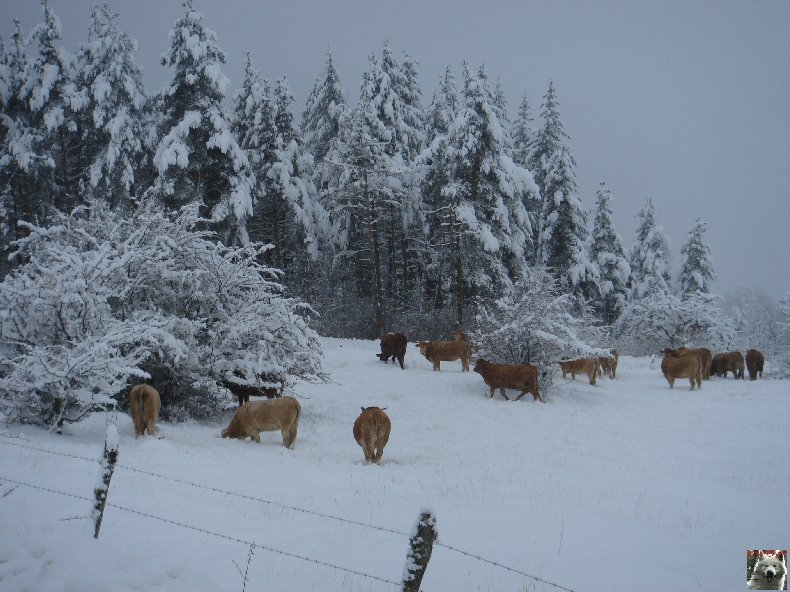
left=363, top=440, right=374, bottom=462
left=398, top=355, right=404, bottom=370
left=489, top=387, right=495, bottom=398
left=250, top=431, right=261, bottom=443
left=499, top=387, right=510, bottom=401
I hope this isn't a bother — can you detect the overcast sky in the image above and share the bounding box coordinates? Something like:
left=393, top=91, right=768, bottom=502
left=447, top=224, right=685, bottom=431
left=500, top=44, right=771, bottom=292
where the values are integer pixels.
left=3, top=0, right=789, bottom=298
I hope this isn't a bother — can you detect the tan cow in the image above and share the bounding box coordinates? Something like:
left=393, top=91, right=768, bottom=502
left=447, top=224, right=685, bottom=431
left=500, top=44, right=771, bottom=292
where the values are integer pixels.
left=129, top=384, right=161, bottom=438
left=353, top=406, right=391, bottom=464
left=745, top=348, right=764, bottom=380
left=666, top=347, right=712, bottom=380
left=661, top=350, right=702, bottom=390
left=221, top=396, right=301, bottom=448
left=711, top=351, right=746, bottom=379
left=417, top=340, right=471, bottom=372
left=473, top=359, right=542, bottom=402
left=377, top=332, right=407, bottom=369
left=598, top=356, right=618, bottom=379
left=558, top=358, right=600, bottom=385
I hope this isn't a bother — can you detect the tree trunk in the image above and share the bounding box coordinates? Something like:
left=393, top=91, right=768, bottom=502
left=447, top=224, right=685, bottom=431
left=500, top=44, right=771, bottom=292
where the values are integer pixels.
left=363, top=171, right=383, bottom=337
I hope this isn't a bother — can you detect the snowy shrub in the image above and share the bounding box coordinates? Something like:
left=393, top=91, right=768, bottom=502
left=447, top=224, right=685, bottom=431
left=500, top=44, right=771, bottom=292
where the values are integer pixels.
left=614, top=291, right=735, bottom=356
left=475, top=267, right=606, bottom=394
left=0, top=200, right=323, bottom=429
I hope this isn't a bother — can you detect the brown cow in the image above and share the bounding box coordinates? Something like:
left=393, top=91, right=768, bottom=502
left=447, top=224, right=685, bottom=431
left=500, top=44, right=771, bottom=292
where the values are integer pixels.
left=377, top=332, right=407, bottom=369
left=353, top=406, right=391, bottom=464
left=221, top=396, right=301, bottom=448
left=666, top=347, right=712, bottom=379
left=661, top=350, right=702, bottom=390
left=558, top=358, right=599, bottom=385
left=746, top=348, right=764, bottom=380
left=473, top=359, right=542, bottom=402
left=417, top=340, right=471, bottom=372
left=129, top=384, right=161, bottom=438
left=711, top=351, right=745, bottom=379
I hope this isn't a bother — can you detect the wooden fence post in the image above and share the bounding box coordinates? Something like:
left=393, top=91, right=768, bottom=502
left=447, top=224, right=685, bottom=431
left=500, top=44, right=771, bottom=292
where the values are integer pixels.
left=403, top=510, right=438, bottom=592
left=92, top=424, right=119, bottom=538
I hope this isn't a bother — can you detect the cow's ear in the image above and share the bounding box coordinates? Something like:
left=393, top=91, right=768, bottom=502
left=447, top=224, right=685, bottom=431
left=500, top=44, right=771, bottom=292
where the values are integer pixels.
left=381, top=407, right=387, bottom=411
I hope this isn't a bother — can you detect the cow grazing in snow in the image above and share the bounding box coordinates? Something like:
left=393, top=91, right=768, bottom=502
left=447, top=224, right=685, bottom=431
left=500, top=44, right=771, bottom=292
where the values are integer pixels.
left=711, top=351, right=746, bottom=379
left=129, top=384, right=161, bottom=438
left=353, top=406, right=391, bottom=464
left=221, top=396, right=301, bottom=448
left=377, top=332, right=408, bottom=369
left=473, top=359, right=542, bottom=402
left=746, top=348, right=764, bottom=380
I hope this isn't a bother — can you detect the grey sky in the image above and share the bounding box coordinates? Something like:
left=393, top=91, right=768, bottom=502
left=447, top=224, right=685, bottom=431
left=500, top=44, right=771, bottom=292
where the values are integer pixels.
left=4, top=0, right=789, bottom=298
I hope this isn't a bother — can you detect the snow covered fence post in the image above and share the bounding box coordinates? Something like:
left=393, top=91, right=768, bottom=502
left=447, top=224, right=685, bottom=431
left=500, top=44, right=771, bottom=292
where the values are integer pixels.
left=402, top=510, right=437, bottom=592
left=92, top=424, right=119, bottom=538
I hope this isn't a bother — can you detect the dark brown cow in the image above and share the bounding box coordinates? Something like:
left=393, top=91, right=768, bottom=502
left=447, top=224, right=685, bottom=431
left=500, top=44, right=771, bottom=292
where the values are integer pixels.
left=473, top=359, right=541, bottom=402
left=745, top=348, right=764, bottom=381
left=377, top=332, right=407, bottom=369
left=222, top=369, right=282, bottom=407
left=711, top=351, right=745, bottom=379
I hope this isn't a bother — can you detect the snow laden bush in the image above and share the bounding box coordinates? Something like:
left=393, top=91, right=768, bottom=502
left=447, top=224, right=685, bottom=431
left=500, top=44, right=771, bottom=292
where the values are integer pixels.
left=475, top=267, right=607, bottom=395
left=0, top=200, right=323, bottom=429
left=614, top=291, right=735, bottom=356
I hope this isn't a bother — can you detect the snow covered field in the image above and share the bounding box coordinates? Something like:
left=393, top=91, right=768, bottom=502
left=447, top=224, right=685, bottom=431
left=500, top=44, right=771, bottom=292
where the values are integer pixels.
left=1, top=337, right=788, bottom=592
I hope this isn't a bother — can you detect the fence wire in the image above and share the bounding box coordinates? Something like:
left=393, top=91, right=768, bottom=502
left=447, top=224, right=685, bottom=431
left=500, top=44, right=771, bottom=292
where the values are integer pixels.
left=1, top=435, right=575, bottom=592
left=0, top=475, right=405, bottom=590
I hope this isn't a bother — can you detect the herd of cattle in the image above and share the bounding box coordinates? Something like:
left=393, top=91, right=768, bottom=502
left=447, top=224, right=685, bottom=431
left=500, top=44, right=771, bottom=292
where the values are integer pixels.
left=126, top=332, right=766, bottom=465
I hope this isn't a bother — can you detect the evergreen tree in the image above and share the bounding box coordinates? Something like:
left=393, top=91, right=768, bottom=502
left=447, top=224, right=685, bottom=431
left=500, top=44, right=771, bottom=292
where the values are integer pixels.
left=0, top=20, right=54, bottom=277
left=76, top=4, right=147, bottom=209
left=589, top=181, right=631, bottom=324
left=398, top=51, right=425, bottom=161
left=529, top=80, right=567, bottom=260
left=538, top=143, right=599, bottom=300
left=23, top=1, right=83, bottom=213
left=531, top=82, right=598, bottom=300
left=301, top=49, right=346, bottom=190
left=231, top=52, right=276, bottom=246
left=152, top=0, right=253, bottom=245
left=420, top=67, right=459, bottom=311
left=430, top=63, right=535, bottom=324
left=511, top=93, right=538, bottom=263
left=678, top=217, right=715, bottom=298
left=511, top=94, right=533, bottom=168
left=325, top=96, right=391, bottom=336
left=629, top=196, right=672, bottom=299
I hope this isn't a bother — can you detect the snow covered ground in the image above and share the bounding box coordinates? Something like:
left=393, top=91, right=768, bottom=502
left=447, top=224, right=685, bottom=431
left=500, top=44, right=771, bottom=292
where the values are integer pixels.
left=1, top=337, right=788, bottom=591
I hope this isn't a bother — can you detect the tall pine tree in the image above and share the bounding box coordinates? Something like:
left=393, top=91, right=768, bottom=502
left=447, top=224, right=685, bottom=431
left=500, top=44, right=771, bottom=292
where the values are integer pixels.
left=76, top=4, right=148, bottom=208
left=629, top=196, right=672, bottom=299
left=589, top=181, right=631, bottom=324
left=152, top=0, right=252, bottom=245
left=534, top=82, right=598, bottom=300
left=678, top=217, right=715, bottom=298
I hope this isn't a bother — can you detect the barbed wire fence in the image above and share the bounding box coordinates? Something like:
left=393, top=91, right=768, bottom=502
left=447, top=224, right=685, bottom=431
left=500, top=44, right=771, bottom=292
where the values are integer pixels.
left=0, top=435, right=575, bottom=592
